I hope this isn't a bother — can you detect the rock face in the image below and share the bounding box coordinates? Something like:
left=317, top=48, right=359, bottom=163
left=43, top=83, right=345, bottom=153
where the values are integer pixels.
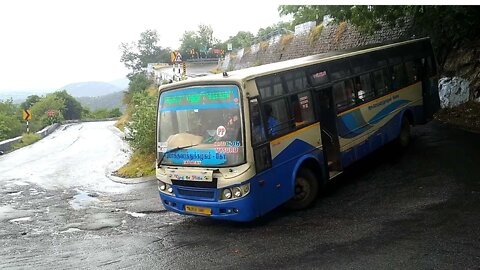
left=438, top=77, right=470, bottom=108
left=443, top=39, right=480, bottom=101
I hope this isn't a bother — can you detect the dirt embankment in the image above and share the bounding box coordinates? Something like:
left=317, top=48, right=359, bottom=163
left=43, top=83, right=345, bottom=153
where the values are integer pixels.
left=435, top=101, right=480, bottom=133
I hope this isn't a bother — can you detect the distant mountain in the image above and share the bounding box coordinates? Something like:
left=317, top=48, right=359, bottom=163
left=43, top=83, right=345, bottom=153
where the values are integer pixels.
left=77, top=91, right=126, bottom=112
left=108, top=77, right=129, bottom=90
left=0, top=90, right=52, bottom=104
left=61, top=81, right=121, bottom=97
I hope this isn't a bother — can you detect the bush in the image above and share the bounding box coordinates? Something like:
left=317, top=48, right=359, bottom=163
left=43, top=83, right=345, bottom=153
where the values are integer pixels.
left=126, top=92, right=157, bottom=154
left=0, top=99, right=24, bottom=140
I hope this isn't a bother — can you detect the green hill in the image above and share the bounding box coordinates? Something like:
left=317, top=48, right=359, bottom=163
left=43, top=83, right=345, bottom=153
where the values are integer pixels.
left=77, top=91, right=125, bottom=112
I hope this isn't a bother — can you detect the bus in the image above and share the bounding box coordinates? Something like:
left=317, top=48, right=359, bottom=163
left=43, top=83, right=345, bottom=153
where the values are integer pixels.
left=156, top=37, right=440, bottom=222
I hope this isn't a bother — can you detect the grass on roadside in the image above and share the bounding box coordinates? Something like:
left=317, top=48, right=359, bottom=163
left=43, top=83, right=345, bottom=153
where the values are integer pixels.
left=12, top=133, right=41, bottom=150
left=114, top=151, right=156, bottom=178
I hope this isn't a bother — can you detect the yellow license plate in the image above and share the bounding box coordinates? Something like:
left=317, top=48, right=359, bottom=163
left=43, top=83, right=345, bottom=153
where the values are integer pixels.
left=185, top=205, right=212, bottom=215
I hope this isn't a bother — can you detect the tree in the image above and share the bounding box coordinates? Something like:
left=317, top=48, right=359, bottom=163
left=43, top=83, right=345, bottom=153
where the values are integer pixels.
left=109, top=108, right=122, bottom=118
left=179, top=25, right=220, bottom=59
left=127, top=73, right=153, bottom=94
left=52, top=90, right=83, bottom=120
left=119, top=42, right=141, bottom=75
left=197, top=24, right=218, bottom=52
left=278, top=5, right=329, bottom=25
left=180, top=30, right=199, bottom=58
left=123, top=73, right=153, bottom=105
left=20, top=95, right=41, bottom=110
left=255, top=21, right=293, bottom=42
left=278, top=5, right=480, bottom=67
left=225, top=31, right=255, bottom=50
left=0, top=99, right=23, bottom=140
left=120, top=29, right=171, bottom=76
left=30, top=94, right=65, bottom=131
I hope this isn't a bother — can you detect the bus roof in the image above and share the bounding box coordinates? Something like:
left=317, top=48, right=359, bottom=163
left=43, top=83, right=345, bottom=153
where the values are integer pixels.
left=159, top=37, right=430, bottom=92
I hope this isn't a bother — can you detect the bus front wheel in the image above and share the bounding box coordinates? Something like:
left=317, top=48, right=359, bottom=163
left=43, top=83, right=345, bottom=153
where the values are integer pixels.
left=285, top=168, right=319, bottom=210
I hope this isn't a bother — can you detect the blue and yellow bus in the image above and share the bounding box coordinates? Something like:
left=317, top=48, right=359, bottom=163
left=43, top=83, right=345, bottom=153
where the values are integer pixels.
left=156, top=38, right=440, bottom=221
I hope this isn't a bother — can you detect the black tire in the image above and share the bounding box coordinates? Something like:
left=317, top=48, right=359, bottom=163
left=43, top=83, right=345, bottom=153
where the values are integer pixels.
left=397, top=116, right=411, bottom=148
left=285, top=168, right=319, bottom=210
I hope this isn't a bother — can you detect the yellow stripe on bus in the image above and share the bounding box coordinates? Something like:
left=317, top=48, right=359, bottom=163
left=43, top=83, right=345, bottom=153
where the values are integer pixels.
left=271, top=122, right=320, bottom=144
left=337, top=82, right=421, bottom=117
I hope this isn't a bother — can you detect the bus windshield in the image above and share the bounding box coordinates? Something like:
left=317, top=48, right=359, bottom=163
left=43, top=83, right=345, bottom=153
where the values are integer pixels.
left=158, top=85, right=244, bottom=167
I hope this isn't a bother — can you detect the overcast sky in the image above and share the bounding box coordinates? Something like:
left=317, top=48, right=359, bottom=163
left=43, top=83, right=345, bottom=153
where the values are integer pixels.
left=0, top=0, right=290, bottom=92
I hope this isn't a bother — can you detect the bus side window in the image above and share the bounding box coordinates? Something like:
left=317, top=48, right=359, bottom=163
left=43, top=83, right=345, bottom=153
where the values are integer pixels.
left=333, top=79, right=355, bottom=111
left=249, top=99, right=266, bottom=145
left=373, top=69, right=389, bottom=96
left=257, top=75, right=284, bottom=98
left=405, top=60, right=419, bottom=84
left=284, top=70, right=309, bottom=93
left=390, top=63, right=408, bottom=90
left=354, top=74, right=375, bottom=103
left=291, top=91, right=314, bottom=127
left=263, top=99, right=290, bottom=137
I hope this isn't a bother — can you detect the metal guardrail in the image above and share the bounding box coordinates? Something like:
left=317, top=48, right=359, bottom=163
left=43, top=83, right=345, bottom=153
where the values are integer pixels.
left=185, top=58, right=221, bottom=63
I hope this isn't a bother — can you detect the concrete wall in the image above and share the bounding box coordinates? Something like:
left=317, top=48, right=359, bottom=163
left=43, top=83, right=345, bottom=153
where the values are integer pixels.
left=0, top=123, right=60, bottom=153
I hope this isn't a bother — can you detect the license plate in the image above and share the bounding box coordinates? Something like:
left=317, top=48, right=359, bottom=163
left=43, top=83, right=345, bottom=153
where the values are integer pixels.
left=185, top=205, right=212, bottom=215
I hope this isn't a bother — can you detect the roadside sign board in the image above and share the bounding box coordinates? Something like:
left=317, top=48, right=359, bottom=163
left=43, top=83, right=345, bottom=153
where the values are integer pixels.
left=23, top=109, right=31, bottom=121
left=171, top=51, right=182, bottom=63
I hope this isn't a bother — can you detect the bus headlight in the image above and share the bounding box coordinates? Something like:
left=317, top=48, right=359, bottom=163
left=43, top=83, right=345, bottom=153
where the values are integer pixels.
left=223, top=188, right=232, bottom=199
left=220, top=183, right=250, bottom=201
left=158, top=180, right=174, bottom=196
left=159, top=183, right=166, bottom=191
left=233, top=187, right=242, bottom=198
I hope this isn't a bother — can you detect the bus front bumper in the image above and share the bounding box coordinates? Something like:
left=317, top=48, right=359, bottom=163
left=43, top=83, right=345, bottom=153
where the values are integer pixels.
left=159, top=193, right=259, bottom=222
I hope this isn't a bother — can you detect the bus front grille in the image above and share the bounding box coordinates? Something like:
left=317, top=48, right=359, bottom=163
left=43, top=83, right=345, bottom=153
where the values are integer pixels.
left=177, top=188, right=215, bottom=200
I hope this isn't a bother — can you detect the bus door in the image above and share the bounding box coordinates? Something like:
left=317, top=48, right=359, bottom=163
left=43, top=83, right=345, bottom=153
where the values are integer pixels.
left=315, top=87, right=342, bottom=179
left=421, top=56, right=440, bottom=121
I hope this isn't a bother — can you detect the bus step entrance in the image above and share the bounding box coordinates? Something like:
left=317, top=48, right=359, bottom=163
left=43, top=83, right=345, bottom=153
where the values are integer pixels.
left=329, top=170, right=343, bottom=179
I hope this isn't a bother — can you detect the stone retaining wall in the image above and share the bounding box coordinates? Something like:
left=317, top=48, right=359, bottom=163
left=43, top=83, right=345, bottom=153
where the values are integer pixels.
left=223, top=19, right=414, bottom=71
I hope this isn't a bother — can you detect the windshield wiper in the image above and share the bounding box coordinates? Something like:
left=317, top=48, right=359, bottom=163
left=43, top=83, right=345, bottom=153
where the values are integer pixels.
left=157, top=143, right=200, bottom=168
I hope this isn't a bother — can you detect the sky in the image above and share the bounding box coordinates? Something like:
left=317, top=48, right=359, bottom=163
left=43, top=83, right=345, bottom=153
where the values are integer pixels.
left=0, top=0, right=290, bottom=92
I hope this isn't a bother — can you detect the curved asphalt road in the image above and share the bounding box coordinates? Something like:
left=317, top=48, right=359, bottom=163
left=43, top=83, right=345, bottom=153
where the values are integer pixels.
left=0, top=121, right=479, bottom=269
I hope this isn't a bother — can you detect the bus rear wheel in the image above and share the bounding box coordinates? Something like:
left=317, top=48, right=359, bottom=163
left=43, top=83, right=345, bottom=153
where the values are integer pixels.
left=285, top=168, right=319, bottom=210
left=397, top=116, right=411, bottom=148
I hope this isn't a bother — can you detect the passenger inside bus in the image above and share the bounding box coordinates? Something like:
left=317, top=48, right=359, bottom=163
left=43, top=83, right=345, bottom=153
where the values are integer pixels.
left=355, top=80, right=365, bottom=102
left=290, top=96, right=304, bottom=126
left=264, top=104, right=279, bottom=136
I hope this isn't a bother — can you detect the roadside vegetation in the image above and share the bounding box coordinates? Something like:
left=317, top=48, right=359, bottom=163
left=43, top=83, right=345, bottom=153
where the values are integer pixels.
left=114, top=73, right=158, bottom=178
left=1, top=90, right=122, bottom=154
left=114, top=152, right=156, bottom=178
left=12, top=133, right=41, bottom=150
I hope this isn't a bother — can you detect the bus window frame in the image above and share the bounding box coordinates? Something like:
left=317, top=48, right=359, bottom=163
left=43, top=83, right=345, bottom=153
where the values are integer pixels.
left=353, top=72, right=376, bottom=105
